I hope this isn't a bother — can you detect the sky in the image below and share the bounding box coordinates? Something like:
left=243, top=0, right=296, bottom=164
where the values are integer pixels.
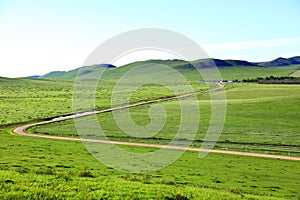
left=0, top=0, right=300, bottom=77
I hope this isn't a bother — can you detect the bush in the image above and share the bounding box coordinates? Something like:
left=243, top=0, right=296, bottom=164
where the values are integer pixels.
left=77, top=170, right=94, bottom=178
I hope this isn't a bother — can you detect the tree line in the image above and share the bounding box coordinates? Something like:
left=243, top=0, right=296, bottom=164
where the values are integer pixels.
left=243, top=76, right=300, bottom=84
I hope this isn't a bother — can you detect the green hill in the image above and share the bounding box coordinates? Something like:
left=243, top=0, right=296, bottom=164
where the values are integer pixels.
left=42, top=64, right=116, bottom=81
left=42, top=71, right=66, bottom=79
left=40, top=57, right=300, bottom=81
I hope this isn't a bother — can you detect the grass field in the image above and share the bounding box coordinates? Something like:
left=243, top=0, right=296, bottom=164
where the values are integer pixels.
left=1, top=64, right=300, bottom=199
left=0, top=78, right=74, bottom=125
left=0, top=77, right=191, bottom=125
left=1, top=126, right=299, bottom=199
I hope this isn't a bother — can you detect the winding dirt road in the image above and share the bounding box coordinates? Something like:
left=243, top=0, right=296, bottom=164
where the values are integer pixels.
left=13, top=85, right=300, bottom=162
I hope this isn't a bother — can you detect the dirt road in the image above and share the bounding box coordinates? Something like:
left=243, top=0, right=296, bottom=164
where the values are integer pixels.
left=12, top=85, right=300, bottom=161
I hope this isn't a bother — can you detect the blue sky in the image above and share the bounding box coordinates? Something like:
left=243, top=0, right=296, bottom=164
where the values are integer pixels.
left=0, top=0, right=300, bottom=77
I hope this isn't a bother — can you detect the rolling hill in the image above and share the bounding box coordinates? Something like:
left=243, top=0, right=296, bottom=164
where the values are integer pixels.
left=41, top=64, right=116, bottom=80
left=40, top=56, right=300, bottom=81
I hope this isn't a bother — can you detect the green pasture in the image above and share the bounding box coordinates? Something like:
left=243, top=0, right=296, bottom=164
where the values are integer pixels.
left=0, top=127, right=299, bottom=199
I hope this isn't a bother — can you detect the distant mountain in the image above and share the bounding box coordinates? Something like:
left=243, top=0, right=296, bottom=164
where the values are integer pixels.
left=40, top=56, right=300, bottom=81
left=256, top=56, right=300, bottom=67
left=192, top=58, right=257, bottom=68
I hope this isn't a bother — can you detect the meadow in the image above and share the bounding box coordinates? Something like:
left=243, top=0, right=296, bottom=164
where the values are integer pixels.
left=0, top=77, right=183, bottom=125
left=0, top=77, right=74, bottom=125
left=1, top=64, right=300, bottom=199
left=1, top=126, right=299, bottom=199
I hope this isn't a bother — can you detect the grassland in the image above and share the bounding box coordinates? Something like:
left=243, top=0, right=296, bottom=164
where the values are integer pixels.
left=0, top=77, right=184, bottom=125
left=1, top=64, right=300, bottom=199
left=29, top=83, right=300, bottom=156
left=1, top=64, right=297, bottom=125
left=0, top=77, right=74, bottom=125
left=1, top=126, right=299, bottom=199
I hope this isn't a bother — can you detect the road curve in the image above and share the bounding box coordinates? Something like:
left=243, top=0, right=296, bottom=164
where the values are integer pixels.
left=13, top=85, right=300, bottom=162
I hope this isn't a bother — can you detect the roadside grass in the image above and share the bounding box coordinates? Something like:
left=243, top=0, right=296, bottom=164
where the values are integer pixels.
left=1, top=127, right=299, bottom=199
